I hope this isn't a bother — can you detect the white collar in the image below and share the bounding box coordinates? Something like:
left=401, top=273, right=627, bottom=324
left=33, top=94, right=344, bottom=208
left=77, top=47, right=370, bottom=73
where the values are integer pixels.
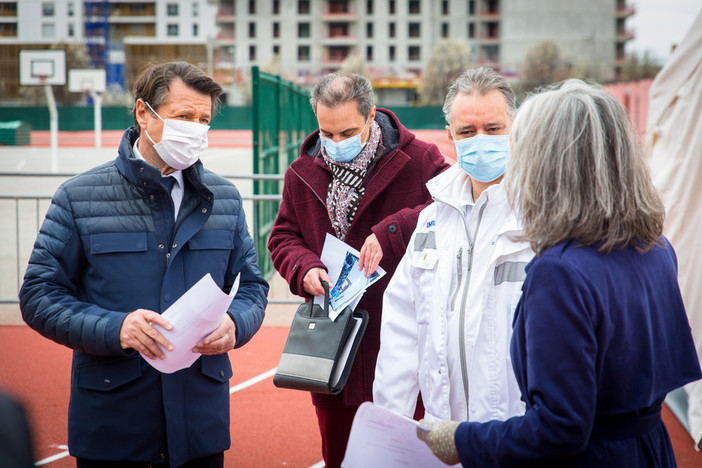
left=133, top=138, right=184, bottom=190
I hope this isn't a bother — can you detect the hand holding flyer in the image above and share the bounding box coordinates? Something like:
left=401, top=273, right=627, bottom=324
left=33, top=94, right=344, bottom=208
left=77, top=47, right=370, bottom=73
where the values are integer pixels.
left=316, top=234, right=386, bottom=320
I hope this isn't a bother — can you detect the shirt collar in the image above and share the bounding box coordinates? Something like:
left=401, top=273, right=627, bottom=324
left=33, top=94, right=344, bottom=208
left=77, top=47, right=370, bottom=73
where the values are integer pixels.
left=133, top=138, right=184, bottom=190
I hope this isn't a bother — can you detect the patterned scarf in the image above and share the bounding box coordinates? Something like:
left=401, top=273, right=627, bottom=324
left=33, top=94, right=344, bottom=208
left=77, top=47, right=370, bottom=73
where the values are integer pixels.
left=323, top=120, right=382, bottom=240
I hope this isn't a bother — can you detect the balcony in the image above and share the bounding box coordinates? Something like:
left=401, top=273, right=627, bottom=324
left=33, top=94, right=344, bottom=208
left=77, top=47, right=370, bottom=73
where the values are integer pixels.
left=216, top=6, right=235, bottom=22
left=478, top=11, right=501, bottom=19
left=616, top=29, right=635, bottom=42
left=616, top=4, right=635, bottom=17
left=321, top=35, right=357, bottom=45
left=321, top=12, right=358, bottom=21
left=108, top=15, right=156, bottom=24
left=480, top=34, right=500, bottom=44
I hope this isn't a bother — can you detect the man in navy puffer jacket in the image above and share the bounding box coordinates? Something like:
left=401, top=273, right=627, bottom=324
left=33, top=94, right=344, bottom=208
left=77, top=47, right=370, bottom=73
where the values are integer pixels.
left=19, top=62, right=268, bottom=468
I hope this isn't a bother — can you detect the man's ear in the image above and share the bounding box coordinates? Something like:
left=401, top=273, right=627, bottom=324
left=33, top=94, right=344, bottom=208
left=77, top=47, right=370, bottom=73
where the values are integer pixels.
left=446, top=125, right=454, bottom=144
left=369, top=106, right=377, bottom=123
left=135, top=100, right=150, bottom=130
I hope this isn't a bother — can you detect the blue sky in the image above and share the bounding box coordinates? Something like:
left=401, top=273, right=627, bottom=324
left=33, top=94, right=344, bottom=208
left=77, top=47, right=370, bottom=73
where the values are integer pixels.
left=626, top=0, right=701, bottom=62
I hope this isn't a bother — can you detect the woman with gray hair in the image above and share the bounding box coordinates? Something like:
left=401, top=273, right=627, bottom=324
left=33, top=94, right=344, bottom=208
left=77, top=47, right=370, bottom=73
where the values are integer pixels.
left=417, top=80, right=701, bottom=466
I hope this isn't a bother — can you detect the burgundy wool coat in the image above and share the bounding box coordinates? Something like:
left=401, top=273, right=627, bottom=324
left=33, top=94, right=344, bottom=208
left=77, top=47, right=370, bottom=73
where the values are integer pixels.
left=268, top=108, right=449, bottom=408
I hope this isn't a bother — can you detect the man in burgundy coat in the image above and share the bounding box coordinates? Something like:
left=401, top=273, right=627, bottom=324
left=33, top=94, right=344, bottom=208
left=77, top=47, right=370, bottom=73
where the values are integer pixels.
left=268, top=73, right=448, bottom=467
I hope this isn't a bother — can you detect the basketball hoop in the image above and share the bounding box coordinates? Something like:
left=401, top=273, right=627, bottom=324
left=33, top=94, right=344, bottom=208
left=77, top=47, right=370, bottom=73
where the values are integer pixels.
left=34, top=74, right=50, bottom=85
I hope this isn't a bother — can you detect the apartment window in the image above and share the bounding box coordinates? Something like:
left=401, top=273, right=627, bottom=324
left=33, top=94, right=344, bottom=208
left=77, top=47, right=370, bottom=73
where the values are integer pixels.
left=249, top=45, right=256, bottom=60
left=408, top=0, right=420, bottom=14
left=389, top=22, right=395, bottom=38
left=442, top=0, right=449, bottom=15
left=42, top=23, right=55, bottom=37
left=273, top=0, right=280, bottom=14
left=298, top=22, right=310, bottom=38
left=248, top=22, right=256, bottom=38
left=0, top=23, right=18, bottom=37
left=329, top=0, right=349, bottom=13
left=469, top=0, right=475, bottom=15
left=298, top=45, right=310, bottom=61
left=273, top=45, right=280, bottom=55
left=329, top=22, right=348, bottom=37
left=249, top=0, right=256, bottom=14
left=389, top=0, right=395, bottom=15
left=298, top=0, right=310, bottom=14
left=409, top=22, right=420, bottom=38
left=167, top=3, right=178, bottom=16
left=167, top=24, right=178, bottom=36
left=366, top=45, right=373, bottom=61
left=389, top=45, right=396, bottom=61
left=193, top=2, right=199, bottom=17
left=468, top=22, right=475, bottom=39
left=441, top=22, right=449, bottom=38
left=366, top=22, right=373, bottom=38
left=273, top=22, right=280, bottom=38
left=409, top=45, right=420, bottom=61
left=367, top=0, right=373, bottom=15
left=42, top=2, right=55, bottom=16
left=67, top=2, right=74, bottom=17
left=68, top=23, right=75, bottom=37
left=193, top=23, right=199, bottom=36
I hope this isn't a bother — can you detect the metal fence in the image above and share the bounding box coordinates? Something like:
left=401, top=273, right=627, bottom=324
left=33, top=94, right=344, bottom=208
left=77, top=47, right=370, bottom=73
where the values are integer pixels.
left=0, top=173, right=284, bottom=305
left=251, top=66, right=317, bottom=278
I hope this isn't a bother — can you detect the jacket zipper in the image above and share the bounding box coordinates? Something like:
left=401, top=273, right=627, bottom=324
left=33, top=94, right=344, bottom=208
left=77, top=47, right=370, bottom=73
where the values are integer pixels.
left=450, top=248, right=463, bottom=311
left=434, top=193, right=489, bottom=421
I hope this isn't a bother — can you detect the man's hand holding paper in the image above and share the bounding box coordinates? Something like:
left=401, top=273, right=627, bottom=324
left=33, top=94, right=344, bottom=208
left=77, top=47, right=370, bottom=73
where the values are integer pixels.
left=140, top=273, right=235, bottom=373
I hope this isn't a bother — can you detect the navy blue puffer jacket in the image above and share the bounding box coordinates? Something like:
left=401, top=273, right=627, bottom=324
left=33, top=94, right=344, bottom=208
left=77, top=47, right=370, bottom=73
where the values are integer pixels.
left=19, top=127, right=269, bottom=466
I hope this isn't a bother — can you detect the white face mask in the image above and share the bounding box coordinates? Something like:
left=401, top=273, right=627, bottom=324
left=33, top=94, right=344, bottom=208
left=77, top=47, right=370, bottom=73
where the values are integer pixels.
left=142, top=100, right=209, bottom=170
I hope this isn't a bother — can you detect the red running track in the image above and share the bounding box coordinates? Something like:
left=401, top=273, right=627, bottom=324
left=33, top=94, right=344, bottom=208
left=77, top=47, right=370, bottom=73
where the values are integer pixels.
left=27, top=129, right=458, bottom=164
left=0, top=325, right=322, bottom=467
left=1, top=324, right=702, bottom=467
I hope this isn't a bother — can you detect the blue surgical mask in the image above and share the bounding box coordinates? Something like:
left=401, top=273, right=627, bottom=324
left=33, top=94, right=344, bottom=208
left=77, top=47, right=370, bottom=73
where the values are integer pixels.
left=320, top=119, right=370, bottom=163
left=453, top=133, right=510, bottom=182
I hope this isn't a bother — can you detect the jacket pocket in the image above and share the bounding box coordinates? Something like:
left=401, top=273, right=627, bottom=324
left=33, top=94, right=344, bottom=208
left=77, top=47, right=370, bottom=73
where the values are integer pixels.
left=201, top=354, right=233, bottom=383
left=90, top=232, right=148, bottom=254
left=75, top=357, right=142, bottom=392
left=188, top=230, right=235, bottom=251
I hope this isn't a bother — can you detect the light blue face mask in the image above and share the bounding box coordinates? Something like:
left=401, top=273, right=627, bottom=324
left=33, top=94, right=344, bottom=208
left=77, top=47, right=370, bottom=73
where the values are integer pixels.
left=320, top=118, right=370, bottom=163
left=453, top=133, right=510, bottom=182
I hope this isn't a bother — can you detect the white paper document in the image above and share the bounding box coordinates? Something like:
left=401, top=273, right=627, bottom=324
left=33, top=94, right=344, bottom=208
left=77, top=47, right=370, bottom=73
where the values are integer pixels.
left=141, top=273, right=233, bottom=374
left=315, top=233, right=386, bottom=321
left=342, top=402, right=459, bottom=468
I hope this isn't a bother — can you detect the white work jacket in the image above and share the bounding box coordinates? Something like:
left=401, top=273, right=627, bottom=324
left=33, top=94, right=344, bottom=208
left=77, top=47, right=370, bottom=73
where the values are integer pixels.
left=373, top=164, right=533, bottom=422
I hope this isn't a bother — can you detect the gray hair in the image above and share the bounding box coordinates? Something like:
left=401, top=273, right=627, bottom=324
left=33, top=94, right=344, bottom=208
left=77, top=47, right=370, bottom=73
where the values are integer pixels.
left=442, top=66, right=516, bottom=124
left=505, top=79, right=664, bottom=255
left=310, top=73, right=375, bottom=119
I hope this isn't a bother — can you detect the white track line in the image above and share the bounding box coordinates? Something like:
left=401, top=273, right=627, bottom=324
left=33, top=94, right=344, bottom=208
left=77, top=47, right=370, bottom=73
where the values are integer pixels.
left=308, top=461, right=325, bottom=468
left=36, top=370, right=277, bottom=465
left=229, top=367, right=277, bottom=394
left=35, top=445, right=69, bottom=465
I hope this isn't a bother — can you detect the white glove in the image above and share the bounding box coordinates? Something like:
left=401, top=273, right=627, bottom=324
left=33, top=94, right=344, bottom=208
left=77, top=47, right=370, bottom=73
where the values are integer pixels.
left=416, top=419, right=460, bottom=465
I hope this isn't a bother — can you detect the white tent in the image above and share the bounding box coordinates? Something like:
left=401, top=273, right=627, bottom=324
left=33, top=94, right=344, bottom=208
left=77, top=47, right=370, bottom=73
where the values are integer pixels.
left=646, top=10, right=702, bottom=448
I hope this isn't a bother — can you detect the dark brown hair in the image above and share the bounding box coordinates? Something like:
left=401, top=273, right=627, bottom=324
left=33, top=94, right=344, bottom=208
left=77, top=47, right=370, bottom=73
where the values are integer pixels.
left=131, top=61, right=223, bottom=131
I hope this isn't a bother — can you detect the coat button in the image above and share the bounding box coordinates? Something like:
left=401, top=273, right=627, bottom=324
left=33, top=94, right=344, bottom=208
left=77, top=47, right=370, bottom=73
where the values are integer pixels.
left=202, top=208, right=207, bottom=214
left=104, top=379, right=111, bottom=386
left=159, top=453, right=166, bottom=459
left=172, top=243, right=177, bottom=248
left=388, top=224, right=397, bottom=233
left=158, top=243, right=164, bottom=249
left=140, top=167, right=145, bottom=173
left=219, top=370, right=225, bottom=378
left=142, top=181, right=147, bottom=187
left=149, top=194, right=155, bottom=200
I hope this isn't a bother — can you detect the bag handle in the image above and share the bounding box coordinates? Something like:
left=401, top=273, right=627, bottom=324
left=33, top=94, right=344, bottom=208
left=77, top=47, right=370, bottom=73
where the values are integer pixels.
left=307, top=280, right=330, bottom=317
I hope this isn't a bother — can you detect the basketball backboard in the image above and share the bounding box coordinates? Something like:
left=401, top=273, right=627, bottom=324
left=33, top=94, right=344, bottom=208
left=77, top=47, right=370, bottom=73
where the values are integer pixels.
left=69, top=69, right=106, bottom=93
left=19, top=49, right=66, bottom=86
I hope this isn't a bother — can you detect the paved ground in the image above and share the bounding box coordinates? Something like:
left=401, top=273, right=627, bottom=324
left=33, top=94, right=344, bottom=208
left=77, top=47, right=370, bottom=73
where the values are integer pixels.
left=1, top=130, right=700, bottom=466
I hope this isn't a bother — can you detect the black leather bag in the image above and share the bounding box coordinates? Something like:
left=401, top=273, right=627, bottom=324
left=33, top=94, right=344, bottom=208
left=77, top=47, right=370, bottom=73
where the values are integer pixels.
left=273, top=281, right=369, bottom=395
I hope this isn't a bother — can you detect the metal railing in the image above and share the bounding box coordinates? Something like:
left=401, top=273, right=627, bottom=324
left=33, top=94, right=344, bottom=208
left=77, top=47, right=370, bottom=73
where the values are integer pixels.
left=0, top=172, right=297, bottom=305
left=251, top=66, right=317, bottom=278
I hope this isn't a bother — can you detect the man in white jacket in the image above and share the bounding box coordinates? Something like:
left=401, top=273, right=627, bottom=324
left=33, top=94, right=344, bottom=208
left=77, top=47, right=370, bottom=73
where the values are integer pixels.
left=373, top=67, right=534, bottom=424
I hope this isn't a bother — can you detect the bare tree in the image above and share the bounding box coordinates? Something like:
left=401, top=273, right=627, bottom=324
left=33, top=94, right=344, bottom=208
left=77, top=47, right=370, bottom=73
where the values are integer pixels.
left=339, top=53, right=365, bottom=76
left=619, top=51, right=662, bottom=81
left=519, top=40, right=572, bottom=92
left=419, top=39, right=472, bottom=105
